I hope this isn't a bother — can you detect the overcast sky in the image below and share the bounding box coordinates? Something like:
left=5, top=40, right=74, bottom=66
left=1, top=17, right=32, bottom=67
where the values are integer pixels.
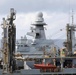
left=0, top=0, right=76, bottom=39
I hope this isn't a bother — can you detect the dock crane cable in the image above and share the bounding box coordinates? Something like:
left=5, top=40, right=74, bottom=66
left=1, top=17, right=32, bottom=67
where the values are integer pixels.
left=54, top=32, right=66, bottom=40
left=48, top=27, right=65, bottom=39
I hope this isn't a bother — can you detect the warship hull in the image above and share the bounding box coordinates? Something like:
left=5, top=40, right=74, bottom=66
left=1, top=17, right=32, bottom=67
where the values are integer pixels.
left=0, top=68, right=76, bottom=75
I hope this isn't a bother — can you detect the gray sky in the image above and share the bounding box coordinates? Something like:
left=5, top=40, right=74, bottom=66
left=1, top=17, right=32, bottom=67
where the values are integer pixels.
left=0, top=0, right=76, bottom=39
left=0, top=0, right=76, bottom=14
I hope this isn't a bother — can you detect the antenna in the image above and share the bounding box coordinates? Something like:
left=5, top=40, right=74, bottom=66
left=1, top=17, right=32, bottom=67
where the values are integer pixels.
left=68, top=0, right=71, bottom=24
left=71, top=9, right=74, bottom=25
left=68, top=0, right=74, bottom=25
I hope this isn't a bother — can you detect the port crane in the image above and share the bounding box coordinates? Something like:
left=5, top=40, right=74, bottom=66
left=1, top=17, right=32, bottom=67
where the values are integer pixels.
left=1, top=8, right=16, bottom=73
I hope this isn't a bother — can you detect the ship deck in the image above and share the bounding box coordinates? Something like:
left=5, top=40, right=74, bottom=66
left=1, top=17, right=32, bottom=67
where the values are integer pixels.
left=1, top=68, right=76, bottom=75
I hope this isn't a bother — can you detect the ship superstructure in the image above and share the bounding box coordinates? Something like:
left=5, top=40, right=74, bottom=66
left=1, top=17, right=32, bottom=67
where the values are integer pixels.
left=16, top=12, right=59, bottom=58
left=27, top=12, right=46, bottom=42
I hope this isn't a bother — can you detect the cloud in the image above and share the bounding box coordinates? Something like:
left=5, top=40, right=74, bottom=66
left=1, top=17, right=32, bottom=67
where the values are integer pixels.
left=0, top=0, right=76, bottom=14
left=15, top=13, right=36, bottom=38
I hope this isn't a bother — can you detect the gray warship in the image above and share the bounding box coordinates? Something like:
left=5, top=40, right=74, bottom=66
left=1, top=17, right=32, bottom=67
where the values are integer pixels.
left=0, top=8, right=76, bottom=75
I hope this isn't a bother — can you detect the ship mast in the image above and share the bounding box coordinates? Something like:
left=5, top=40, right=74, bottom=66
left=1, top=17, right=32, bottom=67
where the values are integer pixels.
left=1, top=18, right=8, bottom=73
left=1, top=8, right=16, bottom=73
left=72, top=10, right=74, bottom=26
left=65, top=10, right=76, bottom=56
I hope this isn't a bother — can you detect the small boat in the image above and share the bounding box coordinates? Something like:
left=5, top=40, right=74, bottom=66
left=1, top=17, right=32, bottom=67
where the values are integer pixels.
left=34, top=63, right=56, bottom=70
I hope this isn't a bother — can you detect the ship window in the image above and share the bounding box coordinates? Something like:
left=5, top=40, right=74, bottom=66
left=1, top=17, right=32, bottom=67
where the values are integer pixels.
left=36, top=33, right=40, bottom=38
left=24, top=45, right=28, bottom=47
left=18, top=45, right=20, bottom=47
left=17, top=46, right=19, bottom=49
left=17, top=45, right=21, bottom=49
left=21, top=45, right=23, bottom=47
